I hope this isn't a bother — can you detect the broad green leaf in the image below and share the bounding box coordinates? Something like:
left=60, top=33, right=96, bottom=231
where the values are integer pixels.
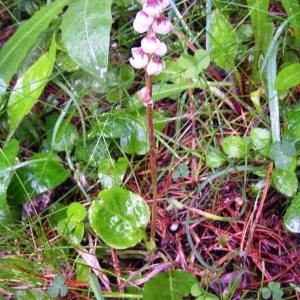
left=98, top=157, right=129, bottom=189
left=89, top=187, right=150, bottom=249
left=0, top=139, right=19, bottom=222
left=143, top=270, right=198, bottom=300
left=282, top=0, right=300, bottom=47
left=7, top=40, right=56, bottom=131
left=261, top=287, right=272, bottom=299
left=45, top=115, right=79, bottom=153
left=210, top=10, right=238, bottom=69
left=0, top=0, right=68, bottom=101
left=172, top=163, right=190, bottom=180
left=7, top=152, right=70, bottom=204
left=284, top=193, right=300, bottom=233
left=61, top=0, right=113, bottom=78
left=272, top=167, right=298, bottom=197
left=250, top=127, right=271, bottom=157
left=75, top=138, right=109, bottom=167
left=222, top=136, right=249, bottom=159
left=275, top=63, right=300, bottom=93
left=206, top=147, right=227, bottom=169
left=67, top=202, right=86, bottom=223
left=269, top=140, right=297, bottom=169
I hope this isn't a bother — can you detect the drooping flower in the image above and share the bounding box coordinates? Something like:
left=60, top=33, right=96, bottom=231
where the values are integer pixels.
left=133, top=10, right=154, bottom=33
left=146, top=57, right=165, bottom=76
left=141, top=34, right=162, bottom=54
left=156, top=41, right=167, bottom=56
left=143, top=0, right=165, bottom=16
left=129, top=47, right=149, bottom=69
left=152, top=16, right=173, bottom=35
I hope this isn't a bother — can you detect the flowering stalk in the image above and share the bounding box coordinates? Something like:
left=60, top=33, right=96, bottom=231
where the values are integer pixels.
left=129, top=0, right=173, bottom=247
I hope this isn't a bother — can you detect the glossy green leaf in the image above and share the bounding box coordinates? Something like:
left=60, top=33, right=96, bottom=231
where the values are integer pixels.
left=7, top=152, right=70, bottom=204
left=7, top=39, right=56, bottom=131
left=45, top=115, right=79, bottom=153
left=284, top=193, right=300, bottom=233
left=98, top=157, right=129, bottom=189
left=67, top=202, right=86, bottom=223
left=222, top=136, right=249, bottom=159
left=206, top=146, right=227, bottom=169
left=250, top=127, right=271, bottom=157
left=89, top=187, right=150, bottom=249
left=0, top=0, right=68, bottom=101
left=75, top=138, right=109, bottom=167
left=61, top=0, right=112, bottom=78
left=0, top=139, right=19, bottom=222
left=190, top=283, right=219, bottom=299
left=269, top=140, right=296, bottom=169
left=143, top=270, right=198, bottom=300
left=210, top=10, right=238, bottom=69
left=272, top=166, right=298, bottom=198
left=275, top=63, right=300, bottom=93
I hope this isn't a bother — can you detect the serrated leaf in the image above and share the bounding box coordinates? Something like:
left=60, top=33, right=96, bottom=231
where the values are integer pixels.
left=284, top=193, right=300, bottom=233
left=272, top=167, right=298, bottom=197
left=7, top=152, right=70, bottom=204
left=0, top=139, right=19, bottom=222
left=143, top=270, right=198, bottom=300
left=7, top=39, right=56, bottom=132
left=61, top=0, right=112, bottom=78
left=0, top=0, right=68, bottom=101
left=222, top=136, right=249, bottom=158
left=89, top=187, right=150, bottom=249
left=210, top=10, right=238, bottom=69
left=250, top=127, right=271, bottom=157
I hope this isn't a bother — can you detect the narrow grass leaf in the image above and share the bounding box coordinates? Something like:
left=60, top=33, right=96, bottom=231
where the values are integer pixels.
left=61, top=0, right=112, bottom=78
left=0, top=0, right=68, bottom=102
left=89, top=274, right=104, bottom=300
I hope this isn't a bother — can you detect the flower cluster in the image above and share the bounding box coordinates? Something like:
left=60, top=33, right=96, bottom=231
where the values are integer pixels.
left=129, top=0, right=173, bottom=76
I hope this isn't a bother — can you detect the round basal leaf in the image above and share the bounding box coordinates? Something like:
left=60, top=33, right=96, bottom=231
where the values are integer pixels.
left=89, top=187, right=150, bottom=249
left=272, top=168, right=298, bottom=198
left=222, top=136, right=249, bottom=159
left=7, top=152, right=70, bottom=204
left=250, top=127, right=271, bottom=157
left=261, top=287, right=272, bottom=299
left=270, top=140, right=297, bottom=169
left=67, top=202, right=86, bottom=223
left=61, top=0, right=112, bottom=78
left=178, top=53, right=196, bottom=70
left=275, top=63, right=300, bottom=93
left=75, top=138, right=109, bottom=167
left=191, top=283, right=203, bottom=297
left=143, top=270, right=198, bottom=300
left=284, top=194, right=300, bottom=233
left=206, top=146, right=227, bottom=169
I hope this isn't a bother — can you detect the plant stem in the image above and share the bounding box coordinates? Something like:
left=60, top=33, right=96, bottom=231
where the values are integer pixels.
left=145, top=73, right=158, bottom=247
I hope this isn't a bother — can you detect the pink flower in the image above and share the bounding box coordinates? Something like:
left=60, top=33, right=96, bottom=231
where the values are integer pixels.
left=141, top=34, right=161, bottom=54
left=137, top=86, right=153, bottom=106
left=129, top=47, right=149, bottom=69
left=143, top=0, right=164, bottom=16
left=146, top=57, right=165, bottom=75
left=133, top=10, right=154, bottom=33
left=160, top=0, right=170, bottom=9
left=141, top=35, right=167, bottom=56
left=152, top=16, right=173, bottom=34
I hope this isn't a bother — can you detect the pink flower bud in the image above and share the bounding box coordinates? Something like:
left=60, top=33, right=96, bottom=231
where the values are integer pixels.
left=143, top=0, right=164, bottom=16
left=137, top=86, right=153, bottom=106
left=133, top=10, right=154, bottom=33
left=146, top=57, right=165, bottom=76
left=129, top=47, right=149, bottom=69
left=152, top=16, right=173, bottom=34
left=141, top=34, right=161, bottom=54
